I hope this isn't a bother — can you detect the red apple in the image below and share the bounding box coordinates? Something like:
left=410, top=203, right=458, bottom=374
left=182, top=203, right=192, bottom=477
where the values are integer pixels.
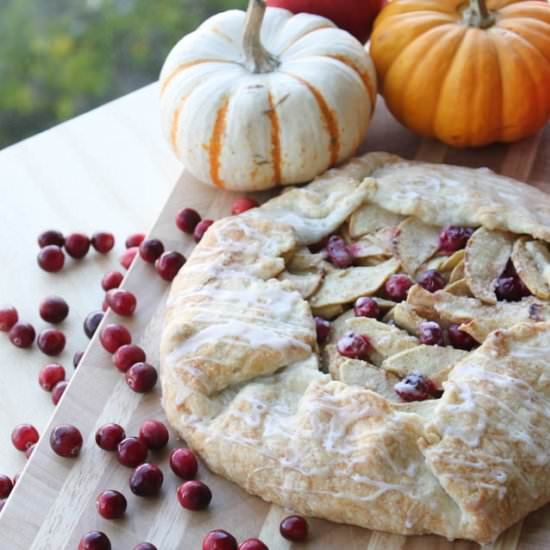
left=266, top=0, right=386, bottom=44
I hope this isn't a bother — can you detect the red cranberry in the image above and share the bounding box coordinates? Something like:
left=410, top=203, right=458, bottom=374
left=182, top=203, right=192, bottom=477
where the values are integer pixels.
left=202, top=530, right=237, bottom=550
left=8, top=322, right=35, bottom=348
left=336, top=332, right=370, bottom=360
left=417, top=270, right=445, bottom=293
left=37, top=245, right=65, bottom=272
left=139, top=239, right=165, bottom=263
left=38, top=230, right=65, bottom=248
left=120, top=246, right=138, bottom=270
left=326, top=235, right=353, bottom=268
left=84, top=310, right=104, bottom=338
left=354, top=297, right=380, bottom=318
left=125, top=233, right=145, bottom=248
left=384, top=273, right=413, bottom=302
left=280, top=515, right=309, bottom=542
left=117, top=437, right=148, bottom=467
left=38, top=363, right=66, bottom=391
left=106, top=289, right=137, bottom=317
left=126, top=362, right=158, bottom=393
left=177, top=480, right=212, bottom=511
left=37, top=328, right=66, bottom=356
left=39, top=296, right=69, bottom=324
left=50, top=424, right=83, bottom=457
left=238, top=539, right=268, bottom=550
left=11, top=424, right=39, bottom=451
left=231, top=197, right=259, bottom=215
left=91, top=232, right=115, bottom=254
left=394, top=373, right=440, bottom=402
left=25, top=443, right=36, bottom=459
left=139, top=420, right=169, bottom=450
left=73, top=351, right=84, bottom=368
left=101, top=271, right=124, bottom=291
left=78, top=531, right=111, bottom=550
left=495, top=262, right=531, bottom=302
left=447, top=323, right=478, bottom=350
left=52, top=380, right=69, bottom=405
left=176, top=208, right=201, bottom=234
left=169, top=448, right=198, bottom=479
left=155, top=251, right=186, bottom=281
left=113, top=344, right=146, bottom=373
left=96, top=489, right=127, bottom=519
left=65, top=233, right=90, bottom=259
left=438, top=225, right=474, bottom=254
left=134, top=545, right=157, bottom=550
left=0, top=475, right=13, bottom=499
left=0, top=306, right=18, bottom=332
left=418, top=321, right=444, bottom=346
left=314, top=316, right=331, bottom=345
left=96, top=423, right=126, bottom=451
left=130, top=463, right=164, bottom=497
left=194, top=219, right=214, bottom=242
left=100, top=323, right=132, bottom=353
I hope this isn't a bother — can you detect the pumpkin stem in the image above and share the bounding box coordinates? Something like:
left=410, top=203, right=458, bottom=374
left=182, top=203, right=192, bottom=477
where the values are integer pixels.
left=464, top=0, right=495, bottom=29
left=242, top=0, right=279, bottom=73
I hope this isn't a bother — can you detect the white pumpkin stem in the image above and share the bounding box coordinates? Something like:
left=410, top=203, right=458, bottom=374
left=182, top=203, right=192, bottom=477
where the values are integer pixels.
left=464, top=0, right=495, bottom=28
left=242, top=0, right=279, bottom=73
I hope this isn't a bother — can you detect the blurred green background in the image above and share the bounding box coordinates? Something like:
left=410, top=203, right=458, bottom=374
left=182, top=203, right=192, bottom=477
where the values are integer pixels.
left=0, top=0, right=246, bottom=149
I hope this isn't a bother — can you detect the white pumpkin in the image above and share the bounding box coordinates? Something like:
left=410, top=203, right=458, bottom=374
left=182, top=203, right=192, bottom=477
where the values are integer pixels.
left=160, top=0, right=377, bottom=191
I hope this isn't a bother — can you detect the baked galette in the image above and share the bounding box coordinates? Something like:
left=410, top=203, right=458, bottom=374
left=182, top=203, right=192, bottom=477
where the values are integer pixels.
left=160, top=152, right=550, bottom=544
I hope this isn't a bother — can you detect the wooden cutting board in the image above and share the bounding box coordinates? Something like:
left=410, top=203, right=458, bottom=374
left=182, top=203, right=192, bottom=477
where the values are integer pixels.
left=1, top=102, right=549, bottom=550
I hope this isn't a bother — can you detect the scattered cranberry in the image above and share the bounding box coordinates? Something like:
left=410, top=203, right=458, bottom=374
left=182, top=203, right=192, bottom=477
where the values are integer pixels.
left=155, top=251, right=186, bottom=281
left=38, top=363, right=66, bottom=391
left=238, top=539, right=268, bottom=550
left=447, top=323, right=478, bottom=351
left=354, top=296, right=380, bottom=318
left=438, top=225, right=474, bottom=254
left=39, top=296, right=69, bottom=324
left=65, top=233, right=90, bottom=259
left=0, top=306, right=18, bottom=332
left=8, top=322, right=35, bottom=348
left=84, top=310, right=104, bottom=338
left=418, top=321, right=444, bottom=346
left=394, top=373, right=441, bottom=402
left=117, top=437, right=148, bottom=468
left=52, top=380, right=69, bottom=405
left=0, top=475, right=13, bottom=499
left=308, top=235, right=329, bottom=254
left=96, top=423, right=126, bottom=451
left=169, top=448, right=198, bottom=480
left=100, top=323, right=132, bottom=353
left=113, top=344, right=146, bottom=373
left=336, top=332, right=370, bottom=360
left=73, top=351, right=84, bottom=368
left=120, top=247, right=138, bottom=270
left=176, top=208, right=201, bottom=234
left=101, top=270, right=124, bottom=291
left=231, top=197, right=259, bottom=215
left=38, top=230, right=64, bottom=248
left=194, top=219, right=214, bottom=242
left=78, top=531, right=111, bottom=550
left=134, top=545, right=157, bottom=550
left=37, top=245, right=65, bottom=272
left=50, top=424, right=83, bottom=457
left=25, top=443, right=36, bottom=459
left=177, top=480, right=212, bottom=511
left=139, top=239, right=165, bottom=263
left=203, top=530, right=238, bottom=550
left=125, top=233, right=145, bottom=248
left=139, top=420, right=169, bottom=450
left=314, top=316, right=331, bottom=345
left=96, top=489, right=127, bottom=519
left=91, top=232, right=115, bottom=254
left=11, top=424, right=39, bottom=451
left=417, top=270, right=445, bottom=293
left=280, top=515, right=309, bottom=542
left=384, top=273, right=413, bottom=302
left=126, top=362, right=158, bottom=393
left=326, top=235, right=353, bottom=268
left=106, top=289, right=137, bottom=317
left=130, top=463, right=164, bottom=497
left=37, top=328, right=66, bottom=356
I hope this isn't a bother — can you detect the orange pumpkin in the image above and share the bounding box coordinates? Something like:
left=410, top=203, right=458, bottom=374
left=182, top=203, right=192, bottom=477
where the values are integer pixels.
left=370, top=0, right=550, bottom=147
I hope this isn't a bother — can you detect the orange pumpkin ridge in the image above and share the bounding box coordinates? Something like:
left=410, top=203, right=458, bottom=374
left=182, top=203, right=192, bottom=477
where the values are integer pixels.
left=160, top=60, right=234, bottom=96
left=267, top=92, right=282, bottom=185
left=209, top=96, right=230, bottom=189
left=170, top=97, right=188, bottom=155
left=328, top=54, right=376, bottom=108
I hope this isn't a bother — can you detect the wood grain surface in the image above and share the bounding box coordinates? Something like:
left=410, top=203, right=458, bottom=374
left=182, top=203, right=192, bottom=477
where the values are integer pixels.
left=1, top=97, right=549, bottom=549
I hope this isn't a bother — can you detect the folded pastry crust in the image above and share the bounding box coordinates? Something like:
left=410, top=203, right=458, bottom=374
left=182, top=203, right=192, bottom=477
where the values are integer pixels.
left=161, top=152, right=550, bottom=544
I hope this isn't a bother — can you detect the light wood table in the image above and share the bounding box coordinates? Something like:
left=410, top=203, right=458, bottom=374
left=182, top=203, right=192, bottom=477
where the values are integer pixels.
left=0, top=83, right=182, bottom=480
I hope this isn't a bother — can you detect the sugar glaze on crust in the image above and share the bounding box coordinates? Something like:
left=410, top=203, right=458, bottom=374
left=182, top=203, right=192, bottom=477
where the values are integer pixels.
left=160, top=152, right=550, bottom=544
